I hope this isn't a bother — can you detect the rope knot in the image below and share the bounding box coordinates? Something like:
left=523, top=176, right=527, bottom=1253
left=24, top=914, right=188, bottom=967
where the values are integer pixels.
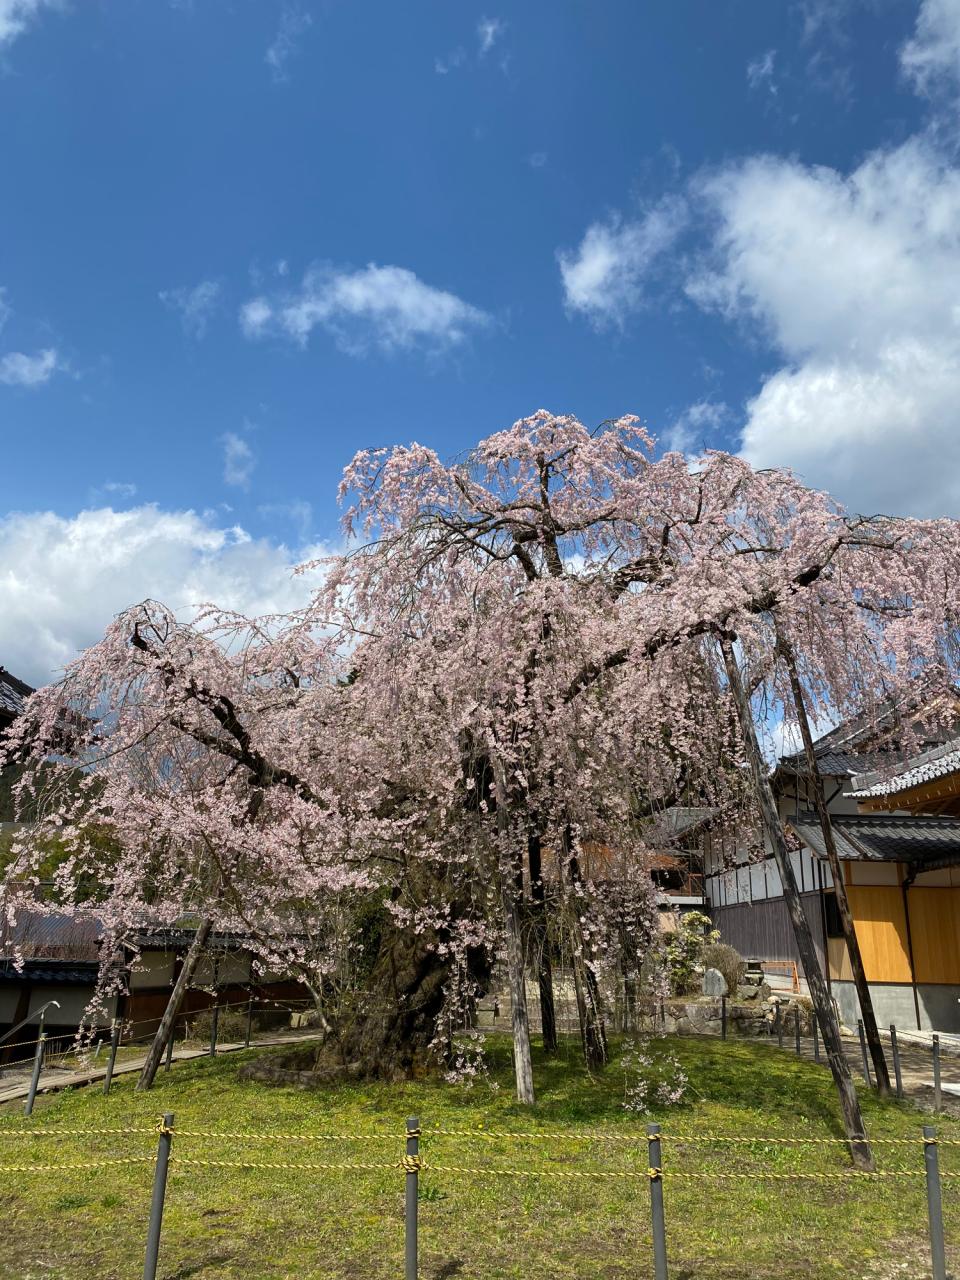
left=400, top=1155, right=424, bottom=1173
left=647, top=1167, right=662, bottom=1180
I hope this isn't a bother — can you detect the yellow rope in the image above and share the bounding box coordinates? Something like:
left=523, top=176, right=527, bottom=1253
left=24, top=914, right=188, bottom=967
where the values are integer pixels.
left=664, top=1135, right=935, bottom=1146
left=421, top=1164, right=934, bottom=1182
left=0, top=1157, right=156, bottom=1173
left=422, top=1163, right=667, bottom=1181
left=422, top=1129, right=639, bottom=1142
left=169, top=1158, right=403, bottom=1173
left=420, top=1129, right=944, bottom=1147
left=0, top=1126, right=951, bottom=1147
left=168, top=1129, right=397, bottom=1142
left=0, top=1128, right=159, bottom=1139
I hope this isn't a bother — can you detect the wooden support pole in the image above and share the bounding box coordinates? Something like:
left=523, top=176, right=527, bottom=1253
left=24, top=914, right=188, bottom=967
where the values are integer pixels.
left=781, top=642, right=890, bottom=1095
left=720, top=637, right=874, bottom=1171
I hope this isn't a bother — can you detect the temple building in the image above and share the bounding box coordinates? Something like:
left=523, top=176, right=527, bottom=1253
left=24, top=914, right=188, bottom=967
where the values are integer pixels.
left=704, top=699, right=960, bottom=1031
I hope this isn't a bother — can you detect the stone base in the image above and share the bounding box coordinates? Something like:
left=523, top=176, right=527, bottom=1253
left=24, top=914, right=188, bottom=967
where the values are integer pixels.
left=659, top=993, right=815, bottom=1038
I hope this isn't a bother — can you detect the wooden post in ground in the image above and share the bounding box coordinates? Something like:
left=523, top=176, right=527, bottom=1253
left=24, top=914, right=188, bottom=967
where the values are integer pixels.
left=890, top=1025, right=903, bottom=1099
left=720, top=638, right=874, bottom=1171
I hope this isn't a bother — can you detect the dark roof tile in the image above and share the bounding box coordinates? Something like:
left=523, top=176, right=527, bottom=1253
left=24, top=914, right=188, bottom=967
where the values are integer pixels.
left=789, top=811, right=960, bottom=865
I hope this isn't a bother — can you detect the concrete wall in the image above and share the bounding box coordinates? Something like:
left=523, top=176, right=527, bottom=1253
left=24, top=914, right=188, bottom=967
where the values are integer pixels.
left=128, top=949, right=177, bottom=989
left=831, top=980, right=960, bottom=1032
left=128, top=949, right=254, bottom=990
left=0, top=988, right=20, bottom=1021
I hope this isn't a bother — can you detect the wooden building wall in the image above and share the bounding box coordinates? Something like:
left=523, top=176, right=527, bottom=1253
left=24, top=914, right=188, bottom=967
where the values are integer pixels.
left=833, top=864, right=960, bottom=987
left=710, top=892, right=827, bottom=975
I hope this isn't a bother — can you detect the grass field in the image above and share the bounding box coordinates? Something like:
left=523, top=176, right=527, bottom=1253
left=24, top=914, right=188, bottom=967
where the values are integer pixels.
left=0, top=1033, right=955, bottom=1279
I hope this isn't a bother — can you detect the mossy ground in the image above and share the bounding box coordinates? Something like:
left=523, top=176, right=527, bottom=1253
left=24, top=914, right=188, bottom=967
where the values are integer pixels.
left=0, top=1033, right=954, bottom=1279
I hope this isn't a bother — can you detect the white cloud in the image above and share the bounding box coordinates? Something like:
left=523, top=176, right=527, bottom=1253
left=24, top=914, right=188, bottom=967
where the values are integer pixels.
left=793, top=0, right=853, bottom=42
left=528, top=151, right=548, bottom=169
left=221, top=431, right=256, bottom=488
left=664, top=400, right=729, bottom=456
left=0, top=347, right=59, bottom=387
left=91, top=481, right=138, bottom=503
left=901, top=0, right=960, bottom=97
left=477, top=16, right=504, bottom=56
left=257, top=499, right=312, bottom=541
left=0, top=0, right=57, bottom=48
left=0, top=289, right=11, bottom=334
left=240, top=262, right=490, bottom=355
left=747, top=49, right=777, bottom=95
left=557, top=200, right=687, bottom=328
left=0, top=506, right=329, bottom=687
left=689, top=139, right=960, bottom=515
left=159, top=280, right=221, bottom=339
left=265, top=7, right=311, bottom=83
left=435, top=47, right=465, bottom=75
left=239, top=296, right=273, bottom=339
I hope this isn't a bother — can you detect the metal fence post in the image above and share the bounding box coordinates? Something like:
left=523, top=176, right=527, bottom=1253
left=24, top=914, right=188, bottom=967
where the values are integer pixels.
left=720, top=995, right=727, bottom=1041
left=890, top=1025, right=903, bottom=1100
left=933, top=1034, right=942, bottom=1113
left=775, top=1004, right=783, bottom=1050
left=103, top=1019, right=121, bottom=1096
left=405, top=1116, right=419, bottom=1280
left=244, top=997, right=254, bottom=1048
left=647, top=1123, right=668, bottom=1280
left=24, top=1033, right=45, bottom=1117
left=858, top=1019, right=872, bottom=1087
left=794, top=1006, right=801, bottom=1056
left=143, top=1112, right=174, bottom=1280
left=924, top=1125, right=947, bottom=1280
left=209, top=1004, right=220, bottom=1058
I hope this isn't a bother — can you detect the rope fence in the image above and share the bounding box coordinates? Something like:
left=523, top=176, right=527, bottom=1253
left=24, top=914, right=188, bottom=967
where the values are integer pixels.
left=0, top=996, right=320, bottom=1115
left=0, top=1116, right=954, bottom=1280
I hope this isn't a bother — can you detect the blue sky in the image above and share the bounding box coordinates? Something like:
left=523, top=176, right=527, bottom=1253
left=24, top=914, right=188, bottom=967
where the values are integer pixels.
left=2, top=0, right=959, bottom=684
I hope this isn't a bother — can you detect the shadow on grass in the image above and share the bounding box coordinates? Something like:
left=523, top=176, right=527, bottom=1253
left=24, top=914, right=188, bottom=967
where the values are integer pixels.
left=89, top=1028, right=912, bottom=1146
left=423, top=1032, right=911, bottom=1140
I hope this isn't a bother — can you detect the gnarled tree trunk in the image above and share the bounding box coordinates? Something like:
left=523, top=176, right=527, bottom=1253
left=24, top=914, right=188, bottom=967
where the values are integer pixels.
left=332, top=912, right=472, bottom=1079
left=561, top=827, right=608, bottom=1069
left=528, top=829, right=558, bottom=1054
left=492, top=756, right=536, bottom=1103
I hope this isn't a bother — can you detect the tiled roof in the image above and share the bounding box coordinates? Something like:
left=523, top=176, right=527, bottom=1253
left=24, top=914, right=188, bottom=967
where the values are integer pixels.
left=0, top=667, right=33, bottom=719
left=778, top=689, right=960, bottom=776
left=0, top=959, right=99, bottom=986
left=0, top=910, right=103, bottom=961
left=782, top=749, right=897, bottom=778
left=789, top=811, right=960, bottom=864
left=653, top=806, right=719, bottom=837
left=849, top=737, right=960, bottom=799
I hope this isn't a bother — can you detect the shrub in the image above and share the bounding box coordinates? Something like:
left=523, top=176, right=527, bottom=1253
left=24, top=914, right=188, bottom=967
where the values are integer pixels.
left=701, top=942, right=745, bottom=994
left=665, top=910, right=718, bottom=995
left=183, top=1006, right=258, bottom=1045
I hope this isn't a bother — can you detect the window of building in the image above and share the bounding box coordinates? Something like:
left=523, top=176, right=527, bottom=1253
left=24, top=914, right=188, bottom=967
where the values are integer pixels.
left=823, top=891, right=844, bottom=939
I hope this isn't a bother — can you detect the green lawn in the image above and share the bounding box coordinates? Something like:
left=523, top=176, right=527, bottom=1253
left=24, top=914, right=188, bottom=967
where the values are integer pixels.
left=0, top=1034, right=954, bottom=1279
